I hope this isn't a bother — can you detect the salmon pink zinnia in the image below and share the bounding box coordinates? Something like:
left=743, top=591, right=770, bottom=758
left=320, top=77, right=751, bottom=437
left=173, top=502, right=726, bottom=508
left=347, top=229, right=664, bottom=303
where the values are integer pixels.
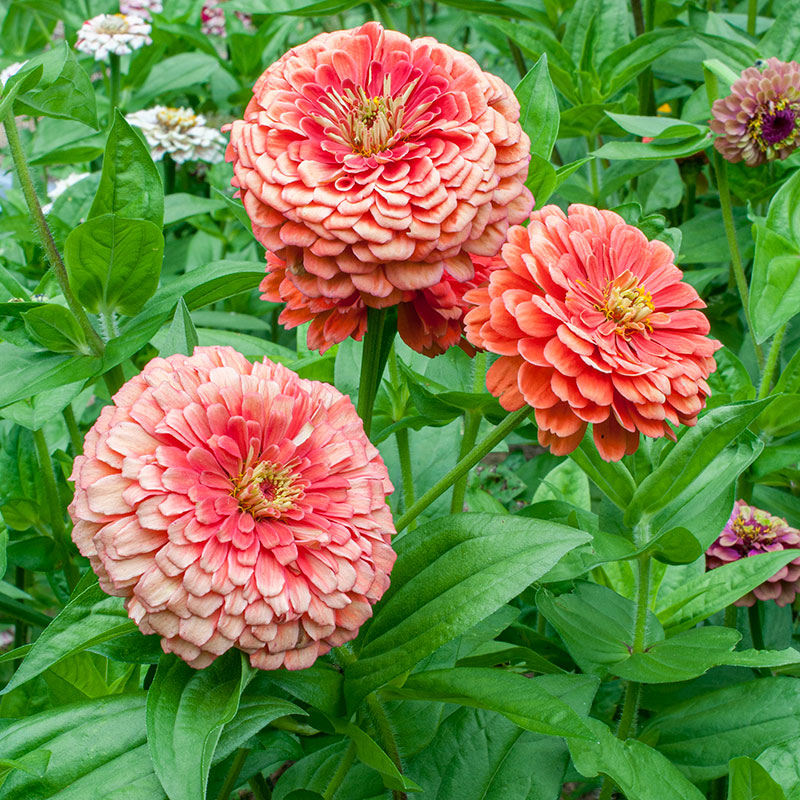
left=225, top=22, right=532, bottom=315
left=69, top=347, right=396, bottom=670
left=464, top=204, right=720, bottom=462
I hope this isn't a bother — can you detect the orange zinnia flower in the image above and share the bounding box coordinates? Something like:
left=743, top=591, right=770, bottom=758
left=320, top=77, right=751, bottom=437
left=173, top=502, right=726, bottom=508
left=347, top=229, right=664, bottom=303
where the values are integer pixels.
left=464, top=205, right=720, bottom=461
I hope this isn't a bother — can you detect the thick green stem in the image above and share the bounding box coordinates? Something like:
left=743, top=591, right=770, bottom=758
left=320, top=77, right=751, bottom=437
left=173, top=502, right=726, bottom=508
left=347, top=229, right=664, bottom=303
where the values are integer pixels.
left=33, top=427, right=78, bottom=591
left=63, top=404, right=83, bottom=455
left=322, top=740, right=356, bottom=800
left=366, top=694, right=407, bottom=800
left=757, top=325, right=786, bottom=399
left=712, top=151, right=764, bottom=368
left=104, top=364, right=126, bottom=398
left=599, top=556, right=651, bottom=800
left=108, top=53, right=121, bottom=123
left=387, top=348, right=415, bottom=519
left=587, top=137, right=599, bottom=201
left=249, top=773, right=272, bottom=800
left=747, top=0, right=757, bottom=35
left=724, top=604, right=738, bottom=629
left=748, top=603, right=765, bottom=651
left=357, top=307, right=389, bottom=438
left=217, top=747, right=250, bottom=800
left=508, top=38, right=527, bottom=80
left=13, top=568, right=27, bottom=649
left=2, top=116, right=105, bottom=357
left=164, top=153, right=176, bottom=195
left=395, top=406, right=532, bottom=532
left=631, top=0, right=645, bottom=35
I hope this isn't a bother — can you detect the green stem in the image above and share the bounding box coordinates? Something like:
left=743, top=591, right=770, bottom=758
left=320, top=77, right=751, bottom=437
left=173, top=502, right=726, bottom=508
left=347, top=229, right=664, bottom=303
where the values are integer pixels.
left=249, top=773, right=272, bottom=800
left=13, top=568, right=27, bottom=649
left=747, top=0, right=757, bottom=35
left=587, top=137, right=599, bottom=201
left=322, top=740, right=356, bottom=800
left=599, top=556, right=651, bottom=800
left=63, top=404, right=83, bottom=455
left=217, top=747, right=250, bottom=800
left=450, top=412, right=481, bottom=514
left=356, top=307, right=389, bottom=438
left=395, top=406, right=532, bottom=532
left=508, top=38, right=527, bottom=80
left=712, top=151, right=764, bottom=368
left=748, top=603, right=765, bottom=651
left=724, top=604, right=738, bottom=628
left=387, top=348, right=415, bottom=520
left=108, top=53, right=121, bottom=122
left=757, top=324, right=786, bottom=399
left=164, top=153, right=176, bottom=195
left=631, top=0, right=645, bottom=35
left=2, top=116, right=104, bottom=357
left=33, top=428, right=78, bottom=591
left=366, top=694, right=406, bottom=800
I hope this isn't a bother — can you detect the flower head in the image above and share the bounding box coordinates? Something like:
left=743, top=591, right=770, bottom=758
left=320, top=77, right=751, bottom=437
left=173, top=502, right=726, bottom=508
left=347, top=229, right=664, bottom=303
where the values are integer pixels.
left=0, top=61, right=26, bottom=88
left=200, top=0, right=252, bottom=37
left=226, top=22, right=532, bottom=314
left=127, top=106, right=226, bottom=164
left=261, top=251, right=501, bottom=356
left=710, top=57, right=800, bottom=166
left=464, top=204, right=720, bottom=461
left=119, top=0, right=162, bottom=20
left=69, top=347, right=396, bottom=670
left=706, top=500, right=800, bottom=606
left=75, top=13, right=152, bottom=61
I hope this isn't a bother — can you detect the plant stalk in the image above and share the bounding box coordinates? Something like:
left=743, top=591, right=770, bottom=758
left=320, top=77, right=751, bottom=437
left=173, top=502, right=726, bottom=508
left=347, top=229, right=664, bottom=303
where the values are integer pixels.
left=249, top=773, right=272, bottom=800
left=366, top=693, right=407, bottom=800
left=747, top=0, right=758, bottom=35
left=322, top=740, right=356, bottom=800
left=387, top=348, right=415, bottom=520
left=63, top=404, right=83, bottom=455
left=757, top=324, right=786, bottom=399
left=356, top=307, right=390, bottom=438
left=217, top=747, right=250, bottom=800
left=395, top=406, right=532, bottom=532
left=108, top=53, right=121, bottom=122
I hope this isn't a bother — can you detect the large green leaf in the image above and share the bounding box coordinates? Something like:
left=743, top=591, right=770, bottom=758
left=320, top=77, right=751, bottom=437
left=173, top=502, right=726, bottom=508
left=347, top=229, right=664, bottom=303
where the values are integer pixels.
left=343, top=514, right=590, bottom=709
left=758, top=738, right=800, bottom=800
left=728, top=757, right=788, bottom=800
left=89, top=111, right=164, bottom=226
left=655, top=550, right=800, bottom=633
left=642, top=678, right=800, bottom=781
left=65, top=214, right=164, bottom=317
left=569, top=435, right=636, bottom=509
left=383, top=668, right=595, bottom=740
left=516, top=54, right=559, bottom=159
left=136, top=53, right=221, bottom=104
left=146, top=651, right=251, bottom=800
left=1, top=572, right=137, bottom=696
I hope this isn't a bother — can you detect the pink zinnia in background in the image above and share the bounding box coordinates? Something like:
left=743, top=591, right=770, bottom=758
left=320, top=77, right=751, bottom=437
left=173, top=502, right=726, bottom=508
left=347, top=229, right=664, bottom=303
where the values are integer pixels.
left=464, top=204, right=719, bottom=461
left=710, top=57, right=800, bottom=167
left=226, top=21, right=532, bottom=318
left=706, top=500, right=800, bottom=607
left=261, top=251, right=501, bottom=357
left=69, top=347, right=396, bottom=670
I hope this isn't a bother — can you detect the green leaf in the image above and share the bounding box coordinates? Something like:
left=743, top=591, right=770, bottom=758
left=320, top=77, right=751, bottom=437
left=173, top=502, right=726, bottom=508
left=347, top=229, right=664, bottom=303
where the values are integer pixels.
left=641, top=678, right=800, bottom=781
left=604, top=112, right=707, bottom=140
left=537, top=582, right=663, bottom=676
left=625, top=400, right=772, bottom=527
left=1, top=572, right=138, bottom=696
left=728, top=757, right=787, bottom=800
left=254, top=665, right=344, bottom=718
left=562, top=0, right=628, bottom=70
left=758, top=738, right=800, bottom=800
left=775, top=346, right=800, bottom=394
left=159, top=298, right=198, bottom=358
left=569, top=434, right=636, bottom=509
left=526, top=154, right=558, bottom=208
left=164, top=193, right=226, bottom=226
left=0, top=693, right=164, bottom=799
left=136, top=52, right=221, bottom=104
left=343, top=513, right=591, bottom=709
left=146, top=651, right=250, bottom=800
left=516, top=54, right=559, bottom=159
left=708, top=347, right=756, bottom=407
left=0, top=751, right=50, bottom=787
left=22, top=305, right=89, bottom=354
left=65, top=214, right=164, bottom=317
left=593, top=134, right=712, bottom=160
left=655, top=550, right=800, bottom=633
left=89, top=111, right=164, bottom=226
left=532, top=459, right=591, bottom=510
left=384, top=668, right=595, bottom=740
left=760, top=0, right=800, bottom=62
left=569, top=718, right=705, bottom=800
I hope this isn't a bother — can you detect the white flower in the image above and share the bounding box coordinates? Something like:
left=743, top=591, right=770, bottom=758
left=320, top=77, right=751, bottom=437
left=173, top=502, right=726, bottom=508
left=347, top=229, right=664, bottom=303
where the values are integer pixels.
left=200, top=1, right=227, bottom=37
left=0, top=61, right=27, bottom=88
left=119, top=0, right=162, bottom=20
left=75, top=14, right=152, bottom=61
left=126, top=106, right=225, bottom=164
left=42, top=172, right=91, bottom=214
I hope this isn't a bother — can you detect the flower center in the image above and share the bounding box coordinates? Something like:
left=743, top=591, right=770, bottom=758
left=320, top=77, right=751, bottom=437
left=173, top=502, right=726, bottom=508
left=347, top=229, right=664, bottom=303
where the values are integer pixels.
left=98, top=14, right=130, bottom=33
left=598, top=271, right=654, bottom=336
left=156, top=107, right=198, bottom=131
left=749, top=99, right=800, bottom=149
left=232, top=460, right=303, bottom=518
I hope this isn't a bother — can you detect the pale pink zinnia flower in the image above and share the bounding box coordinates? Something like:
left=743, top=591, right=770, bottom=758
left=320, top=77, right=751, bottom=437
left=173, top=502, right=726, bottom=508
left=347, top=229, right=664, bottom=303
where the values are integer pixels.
left=464, top=205, right=720, bottom=462
left=69, top=346, right=396, bottom=670
left=706, top=500, right=800, bottom=607
left=119, top=0, right=162, bottom=21
left=710, top=57, right=800, bottom=167
left=226, top=22, right=532, bottom=316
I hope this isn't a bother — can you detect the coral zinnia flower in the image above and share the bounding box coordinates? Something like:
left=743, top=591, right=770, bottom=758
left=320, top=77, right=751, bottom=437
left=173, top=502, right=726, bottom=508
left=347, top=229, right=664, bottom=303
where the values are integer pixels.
left=706, top=500, right=800, bottom=606
left=261, top=251, right=501, bottom=357
left=69, top=347, right=396, bottom=670
left=710, top=57, right=800, bottom=167
left=464, top=205, right=720, bottom=462
left=225, top=22, right=532, bottom=311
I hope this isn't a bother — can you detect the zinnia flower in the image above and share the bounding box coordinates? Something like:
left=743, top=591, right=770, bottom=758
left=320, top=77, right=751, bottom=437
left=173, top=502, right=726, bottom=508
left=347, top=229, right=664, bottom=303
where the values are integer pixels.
left=200, top=0, right=252, bottom=37
left=225, top=21, right=532, bottom=316
left=119, top=0, right=162, bottom=21
left=706, top=500, right=800, bottom=606
left=75, top=13, right=152, bottom=61
left=127, top=106, right=225, bottom=164
left=261, top=251, right=501, bottom=356
left=0, top=61, right=26, bottom=88
left=464, top=204, right=720, bottom=462
left=710, top=57, right=800, bottom=166
left=69, top=346, right=396, bottom=670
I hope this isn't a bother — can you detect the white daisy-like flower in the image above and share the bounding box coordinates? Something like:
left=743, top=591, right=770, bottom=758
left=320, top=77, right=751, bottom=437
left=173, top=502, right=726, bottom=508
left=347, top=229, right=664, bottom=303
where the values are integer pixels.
left=75, top=14, right=152, bottom=61
left=119, top=0, right=163, bottom=21
left=42, top=172, right=91, bottom=214
left=0, top=61, right=27, bottom=88
left=126, top=106, right=225, bottom=164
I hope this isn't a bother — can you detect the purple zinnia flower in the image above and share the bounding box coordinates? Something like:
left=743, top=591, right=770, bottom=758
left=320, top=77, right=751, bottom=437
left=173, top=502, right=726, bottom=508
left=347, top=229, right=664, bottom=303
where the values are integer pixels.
left=710, top=57, right=800, bottom=167
left=706, top=500, right=800, bottom=607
